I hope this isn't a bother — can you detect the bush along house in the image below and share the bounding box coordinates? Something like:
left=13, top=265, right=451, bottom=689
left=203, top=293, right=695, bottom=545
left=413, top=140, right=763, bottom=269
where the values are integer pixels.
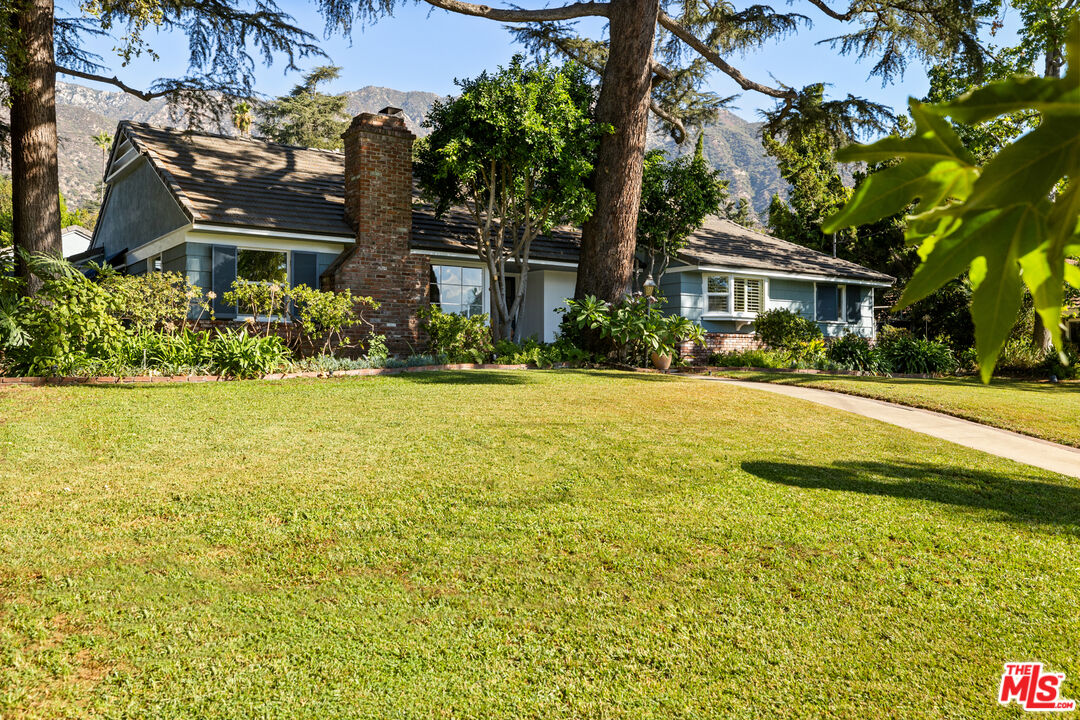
left=73, top=107, right=893, bottom=358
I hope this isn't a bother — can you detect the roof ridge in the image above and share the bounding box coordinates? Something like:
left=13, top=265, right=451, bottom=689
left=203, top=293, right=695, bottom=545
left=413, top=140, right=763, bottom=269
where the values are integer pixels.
left=122, top=120, right=346, bottom=156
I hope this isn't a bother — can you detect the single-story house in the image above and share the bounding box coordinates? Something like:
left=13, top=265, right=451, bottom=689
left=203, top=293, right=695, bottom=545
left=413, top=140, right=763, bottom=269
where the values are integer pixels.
left=78, top=108, right=894, bottom=357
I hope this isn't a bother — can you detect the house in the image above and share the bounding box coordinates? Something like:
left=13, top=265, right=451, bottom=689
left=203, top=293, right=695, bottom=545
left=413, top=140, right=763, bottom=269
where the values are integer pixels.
left=61, top=225, right=93, bottom=258
left=79, top=108, right=893, bottom=358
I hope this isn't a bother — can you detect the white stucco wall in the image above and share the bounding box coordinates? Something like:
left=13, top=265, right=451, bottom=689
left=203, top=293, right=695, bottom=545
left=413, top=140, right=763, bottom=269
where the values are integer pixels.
left=520, top=269, right=576, bottom=342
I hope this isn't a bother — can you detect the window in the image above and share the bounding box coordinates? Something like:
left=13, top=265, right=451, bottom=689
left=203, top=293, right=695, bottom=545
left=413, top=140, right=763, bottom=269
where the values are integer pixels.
left=237, top=249, right=287, bottom=284
left=816, top=283, right=842, bottom=322
left=732, top=277, right=763, bottom=313
left=706, top=275, right=729, bottom=312
left=430, top=265, right=484, bottom=316
left=148, top=254, right=163, bottom=272
left=704, top=274, right=763, bottom=315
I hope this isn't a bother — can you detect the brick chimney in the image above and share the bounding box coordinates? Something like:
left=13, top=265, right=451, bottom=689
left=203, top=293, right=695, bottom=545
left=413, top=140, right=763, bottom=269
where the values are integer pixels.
left=331, top=107, right=429, bottom=354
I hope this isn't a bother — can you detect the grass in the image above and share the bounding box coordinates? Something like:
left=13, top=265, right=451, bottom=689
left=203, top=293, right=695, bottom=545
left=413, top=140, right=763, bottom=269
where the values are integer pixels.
left=712, top=371, right=1080, bottom=448
left=1, top=370, right=1078, bottom=718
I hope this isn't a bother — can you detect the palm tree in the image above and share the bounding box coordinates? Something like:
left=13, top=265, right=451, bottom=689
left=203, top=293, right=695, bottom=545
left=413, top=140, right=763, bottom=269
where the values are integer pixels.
left=233, top=101, right=253, bottom=137
left=90, top=131, right=112, bottom=203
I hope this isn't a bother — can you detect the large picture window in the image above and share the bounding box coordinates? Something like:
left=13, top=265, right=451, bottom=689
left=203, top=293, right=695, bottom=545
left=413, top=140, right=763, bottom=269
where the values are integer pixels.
left=430, top=265, right=484, bottom=316
left=237, top=249, right=287, bottom=284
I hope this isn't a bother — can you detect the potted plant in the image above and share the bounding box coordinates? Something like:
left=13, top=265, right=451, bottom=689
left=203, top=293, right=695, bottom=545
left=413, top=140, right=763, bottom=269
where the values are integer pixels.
left=646, top=314, right=704, bottom=370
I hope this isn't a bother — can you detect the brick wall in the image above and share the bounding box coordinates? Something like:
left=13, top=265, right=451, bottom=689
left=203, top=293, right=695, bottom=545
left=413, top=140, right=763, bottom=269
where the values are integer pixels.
left=679, top=332, right=763, bottom=365
left=327, top=110, right=429, bottom=355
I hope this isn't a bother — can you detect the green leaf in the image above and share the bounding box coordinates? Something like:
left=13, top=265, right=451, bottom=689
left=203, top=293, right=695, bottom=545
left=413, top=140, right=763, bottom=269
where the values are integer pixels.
left=964, top=116, right=1080, bottom=210
left=894, top=209, right=1002, bottom=309
left=935, top=76, right=1079, bottom=123
left=968, top=207, right=1038, bottom=383
left=935, top=25, right=1080, bottom=124
left=824, top=101, right=976, bottom=233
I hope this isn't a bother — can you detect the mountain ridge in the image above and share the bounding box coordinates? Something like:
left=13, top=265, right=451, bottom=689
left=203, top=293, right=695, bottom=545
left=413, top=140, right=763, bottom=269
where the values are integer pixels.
left=32, top=81, right=785, bottom=220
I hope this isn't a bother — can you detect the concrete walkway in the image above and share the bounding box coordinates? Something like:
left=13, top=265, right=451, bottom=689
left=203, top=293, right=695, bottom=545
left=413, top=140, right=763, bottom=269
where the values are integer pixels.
left=699, top=376, right=1080, bottom=479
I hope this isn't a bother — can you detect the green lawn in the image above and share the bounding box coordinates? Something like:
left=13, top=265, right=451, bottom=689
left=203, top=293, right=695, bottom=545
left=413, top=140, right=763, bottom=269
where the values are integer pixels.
left=1, top=370, right=1078, bottom=718
left=713, top=371, right=1080, bottom=448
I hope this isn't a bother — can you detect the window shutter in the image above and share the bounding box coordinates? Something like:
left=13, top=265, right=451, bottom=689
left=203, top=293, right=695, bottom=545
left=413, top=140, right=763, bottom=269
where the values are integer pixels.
left=816, top=283, right=839, bottom=322
left=211, top=245, right=237, bottom=318
left=291, top=251, right=318, bottom=289
left=746, top=279, right=762, bottom=313
left=846, top=286, right=864, bottom=324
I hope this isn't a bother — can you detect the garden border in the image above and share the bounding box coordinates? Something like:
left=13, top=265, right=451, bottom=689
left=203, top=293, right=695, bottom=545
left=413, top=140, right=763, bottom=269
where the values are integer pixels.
left=695, top=366, right=945, bottom=379
left=0, top=363, right=532, bottom=386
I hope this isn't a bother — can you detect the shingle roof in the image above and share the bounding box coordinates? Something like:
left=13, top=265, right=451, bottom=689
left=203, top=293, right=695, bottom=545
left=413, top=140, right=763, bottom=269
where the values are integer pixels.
left=678, top=216, right=894, bottom=283
left=120, top=122, right=892, bottom=284
left=121, top=122, right=352, bottom=237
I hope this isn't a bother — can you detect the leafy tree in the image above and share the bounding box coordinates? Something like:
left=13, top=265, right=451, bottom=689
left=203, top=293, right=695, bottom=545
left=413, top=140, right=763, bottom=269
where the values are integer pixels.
left=415, top=57, right=601, bottom=342
left=258, top=66, right=349, bottom=149
left=346, top=0, right=989, bottom=307
left=0, top=0, right=329, bottom=291
left=724, top=197, right=757, bottom=228
left=636, top=135, right=726, bottom=284
left=824, top=19, right=1080, bottom=381
left=232, top=101, right=254, bottom=137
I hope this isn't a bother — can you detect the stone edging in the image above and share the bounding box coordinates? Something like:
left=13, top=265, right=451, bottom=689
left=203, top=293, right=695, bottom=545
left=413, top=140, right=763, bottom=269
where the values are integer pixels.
left=700, top=366, right=944, bottom=379
left=0, top=363, right=533, bottom=386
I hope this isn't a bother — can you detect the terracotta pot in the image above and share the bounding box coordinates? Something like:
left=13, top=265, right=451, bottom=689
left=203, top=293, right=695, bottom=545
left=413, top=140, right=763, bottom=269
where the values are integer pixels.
left=650, top=351, right=672, bottom=371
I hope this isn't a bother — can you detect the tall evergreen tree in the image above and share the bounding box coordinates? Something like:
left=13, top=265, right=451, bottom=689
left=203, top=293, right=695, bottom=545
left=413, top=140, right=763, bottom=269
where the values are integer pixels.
left=258, top=66, right=350, bottom=149
left=341, top=0, right=990, bottom=308
left=0, top=0, right=330, bottom=291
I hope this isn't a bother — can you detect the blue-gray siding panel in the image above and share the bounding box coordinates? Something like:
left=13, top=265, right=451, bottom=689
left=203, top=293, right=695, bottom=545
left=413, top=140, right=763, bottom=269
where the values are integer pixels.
left=97, top=160, right=189, bottom=260
left=768, top=279, right=814, bottom=319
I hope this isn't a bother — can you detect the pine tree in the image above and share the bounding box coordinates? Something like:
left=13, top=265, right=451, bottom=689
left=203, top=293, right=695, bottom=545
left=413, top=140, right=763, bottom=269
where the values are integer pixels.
left=258, top=67, right=350, bottom=149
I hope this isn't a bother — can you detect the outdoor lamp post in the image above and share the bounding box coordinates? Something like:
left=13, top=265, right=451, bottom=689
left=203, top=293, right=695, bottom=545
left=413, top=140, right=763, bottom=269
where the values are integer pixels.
left=643, top=275, right=657, bottom=298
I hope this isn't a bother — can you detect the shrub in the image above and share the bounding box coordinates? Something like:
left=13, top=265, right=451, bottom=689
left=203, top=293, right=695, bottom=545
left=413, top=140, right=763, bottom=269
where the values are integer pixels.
left=95, top=265, right=207, bottom=331
left=210, top=328, right=290, bottom=378
left=707, top=349, right=789, bottom=368
left=754, top=308, right=822, bottom=351
left=365, top=334, right=389, bottom=365
left=288, top=284, right=377, bottom=354
left=492, top=337, right=592, bottom=368
left=561, top=295, right=703, bottom=366
left=877, top=327, right=956, bottom=375
left=418, top=305, right=493, bottom=363
left=6, top=253, right=127, bottom=376
left=827, top=333, right=883, bottom=373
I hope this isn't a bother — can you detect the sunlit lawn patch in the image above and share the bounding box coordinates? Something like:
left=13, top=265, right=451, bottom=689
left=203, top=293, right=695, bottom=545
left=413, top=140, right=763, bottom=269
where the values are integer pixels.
left=1, top=370, right=1077, bottom=718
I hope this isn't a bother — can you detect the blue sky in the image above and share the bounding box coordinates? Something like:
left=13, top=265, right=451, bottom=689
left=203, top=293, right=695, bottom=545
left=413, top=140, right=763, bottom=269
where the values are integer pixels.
left=64, top=1, right=1012, bottom=125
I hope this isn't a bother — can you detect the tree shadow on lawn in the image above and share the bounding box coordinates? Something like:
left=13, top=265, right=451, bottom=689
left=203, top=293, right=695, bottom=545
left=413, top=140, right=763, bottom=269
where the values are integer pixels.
left=394, top=370, right=530, bottom=385
left=743, top=459, right=1080, bottom=533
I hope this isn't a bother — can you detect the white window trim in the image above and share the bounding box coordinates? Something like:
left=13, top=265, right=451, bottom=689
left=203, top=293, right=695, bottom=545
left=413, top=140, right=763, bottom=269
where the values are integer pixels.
left=430, top=262, right=492, bottom=317
left=701, top=273, right=768, bottom=319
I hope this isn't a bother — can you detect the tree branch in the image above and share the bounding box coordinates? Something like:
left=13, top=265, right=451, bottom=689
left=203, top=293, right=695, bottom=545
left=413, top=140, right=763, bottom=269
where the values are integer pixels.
left=421, top=0, right=608, bottom=22
left=649, top=100, right=686, bottom=143
left=56, top=66, right=173, bottom=101
left=804, top=0, right=853, bottom=21
left=657, top=11, right=795, bottom=100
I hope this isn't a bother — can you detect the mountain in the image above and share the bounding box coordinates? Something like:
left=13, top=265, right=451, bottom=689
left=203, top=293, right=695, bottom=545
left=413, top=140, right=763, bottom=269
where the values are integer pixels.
left=38, top=81, right=785, bottom=221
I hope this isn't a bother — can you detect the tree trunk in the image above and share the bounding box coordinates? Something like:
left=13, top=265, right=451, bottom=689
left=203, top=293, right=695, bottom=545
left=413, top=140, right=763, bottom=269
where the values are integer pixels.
left=1030, top=31, right=1062, bottom=354
left=10, top=0, right=62, bottom=294
left=1033, top=311, right=1053, bottom=353
left=573, top=0, right=658, bottom=303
